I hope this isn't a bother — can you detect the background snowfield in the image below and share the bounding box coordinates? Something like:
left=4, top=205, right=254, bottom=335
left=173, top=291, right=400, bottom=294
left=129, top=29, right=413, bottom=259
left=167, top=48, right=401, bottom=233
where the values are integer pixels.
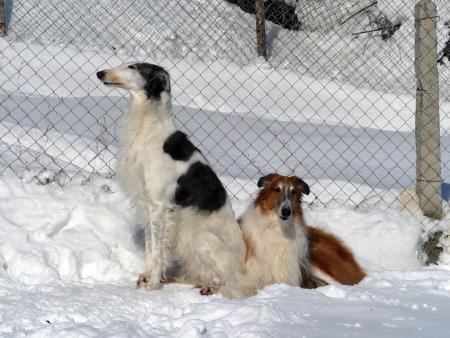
left=7, top=0, right=450, bottom=95
left=2, top=0, right=450, bottom=336
left=3, top=40, right=450, bottom=197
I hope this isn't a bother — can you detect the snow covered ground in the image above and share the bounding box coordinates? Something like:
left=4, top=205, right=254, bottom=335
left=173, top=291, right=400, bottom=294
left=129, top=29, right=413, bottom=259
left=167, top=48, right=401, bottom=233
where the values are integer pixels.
left=1, top=0, right=450, bottom=336
left=0, top=76, right=449, bottom=335
left=0, top=172, right=449, bottom=337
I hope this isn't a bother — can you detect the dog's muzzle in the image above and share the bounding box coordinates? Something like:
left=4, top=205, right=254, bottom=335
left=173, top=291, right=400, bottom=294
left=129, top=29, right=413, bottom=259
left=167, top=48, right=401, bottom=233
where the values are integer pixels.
left=277, top=199, right=292, bottom=221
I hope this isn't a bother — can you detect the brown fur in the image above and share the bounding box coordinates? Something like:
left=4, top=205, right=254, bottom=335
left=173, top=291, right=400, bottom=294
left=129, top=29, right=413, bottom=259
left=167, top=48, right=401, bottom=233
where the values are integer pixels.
left=251, top=173, right=365, bottom=288
left=307, top=226, right=366, bottom=285
left=238, top=173, right=310, bottom=290
left=255, top=174, right=308, bottom=226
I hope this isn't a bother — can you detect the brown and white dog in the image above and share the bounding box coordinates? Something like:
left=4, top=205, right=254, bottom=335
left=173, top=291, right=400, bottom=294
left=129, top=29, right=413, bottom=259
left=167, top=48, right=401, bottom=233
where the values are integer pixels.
left=239, top=173, right=365, bottom=290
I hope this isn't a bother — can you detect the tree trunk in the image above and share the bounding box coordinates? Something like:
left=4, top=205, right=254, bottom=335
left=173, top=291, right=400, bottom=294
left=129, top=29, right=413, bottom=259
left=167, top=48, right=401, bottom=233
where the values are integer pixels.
left=0, top=0, right=6, bottom=36
left=255, top=0, right=267, bottom=59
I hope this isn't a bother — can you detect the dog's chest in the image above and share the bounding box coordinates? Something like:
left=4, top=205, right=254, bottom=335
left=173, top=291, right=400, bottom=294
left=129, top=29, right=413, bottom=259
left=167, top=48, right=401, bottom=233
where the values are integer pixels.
left=119, top=119, right=181, bottom=200
left=264, top=227, right=299, bottom=263
left=251, top=221, right=302, bottom=285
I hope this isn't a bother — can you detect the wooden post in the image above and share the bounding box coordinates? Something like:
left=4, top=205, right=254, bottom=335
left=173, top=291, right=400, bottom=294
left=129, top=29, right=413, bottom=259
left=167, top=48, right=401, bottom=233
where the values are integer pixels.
left=415, top=0, right=442, bottom=219
left=0, top=0, right=6, bottom=36
left=255, top=0, right=267, bottom=59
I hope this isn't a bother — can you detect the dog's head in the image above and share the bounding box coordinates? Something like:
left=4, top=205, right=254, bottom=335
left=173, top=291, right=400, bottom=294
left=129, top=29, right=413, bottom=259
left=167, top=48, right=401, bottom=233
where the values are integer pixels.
left=255, top=173, right=310, bottom=222
left=96, top=62, right=170, bottom=100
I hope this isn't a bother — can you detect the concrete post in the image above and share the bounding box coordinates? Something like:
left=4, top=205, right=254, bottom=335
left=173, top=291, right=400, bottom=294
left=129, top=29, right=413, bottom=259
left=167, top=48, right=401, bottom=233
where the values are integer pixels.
left=415, top=0, right=442, bottom=220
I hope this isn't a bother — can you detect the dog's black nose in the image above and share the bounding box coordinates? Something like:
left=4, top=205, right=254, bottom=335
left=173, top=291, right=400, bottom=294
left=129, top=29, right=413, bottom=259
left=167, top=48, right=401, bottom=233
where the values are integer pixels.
left=281, top=208, right=291, bottom=218
left=96, top=71, right=105, bottom=80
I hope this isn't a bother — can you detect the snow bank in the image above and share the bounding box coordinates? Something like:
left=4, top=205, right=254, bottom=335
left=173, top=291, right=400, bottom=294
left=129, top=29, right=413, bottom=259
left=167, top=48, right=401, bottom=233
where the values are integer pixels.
left=0, top=174, right=448, bottom=336
left=0, top=173, right=423, bottom=287
left=0, top=175, right=142, bottom=285
left=305, top=206, right=422, bottom=271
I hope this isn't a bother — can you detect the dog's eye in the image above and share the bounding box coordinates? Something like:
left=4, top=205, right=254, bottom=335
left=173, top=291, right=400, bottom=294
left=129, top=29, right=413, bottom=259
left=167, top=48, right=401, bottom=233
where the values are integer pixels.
left=128, top=65, right=137, bottom=70
left=273, top=187, right=281, bottom=193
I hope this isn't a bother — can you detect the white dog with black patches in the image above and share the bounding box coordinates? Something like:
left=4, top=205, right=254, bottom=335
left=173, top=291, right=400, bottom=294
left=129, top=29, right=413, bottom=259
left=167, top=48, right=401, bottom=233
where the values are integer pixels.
left=96, top=62, right=254, bottom=298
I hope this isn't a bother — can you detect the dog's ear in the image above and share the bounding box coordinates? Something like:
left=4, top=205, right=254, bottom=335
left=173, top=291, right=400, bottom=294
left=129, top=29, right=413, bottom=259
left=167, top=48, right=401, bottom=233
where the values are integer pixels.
left=295, top=177, right=310, bottom=195
left=257, top=174, right=275, bottom=188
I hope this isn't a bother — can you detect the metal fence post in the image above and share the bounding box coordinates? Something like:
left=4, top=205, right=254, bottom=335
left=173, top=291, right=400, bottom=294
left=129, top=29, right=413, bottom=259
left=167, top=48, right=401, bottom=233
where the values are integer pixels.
left=255, top=0, right=267, bottom=59
left=0, top=0, right=6, bottom=36
left=415, top=0, right=442, bottom=220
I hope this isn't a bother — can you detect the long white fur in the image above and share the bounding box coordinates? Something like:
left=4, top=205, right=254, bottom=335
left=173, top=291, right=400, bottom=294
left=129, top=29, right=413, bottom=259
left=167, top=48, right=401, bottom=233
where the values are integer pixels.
left=101, top=63, right=254, bottom=297
left=239, top=200, right=309, bottom=290
left=310, top=266, right=337, bottom=285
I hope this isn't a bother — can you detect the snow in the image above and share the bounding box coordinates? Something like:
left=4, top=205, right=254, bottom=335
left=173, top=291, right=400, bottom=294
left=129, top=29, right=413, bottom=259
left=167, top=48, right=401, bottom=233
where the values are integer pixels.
left=0, top=173, right=422, bottom=286
left=1, top=0, right=450, bottom=335
left=296, top=0, right=375, bottom=31
left=0, top=172, right=449, bottom=337
left=0, top=99, right=448, bottom=336
left=1, top=276, right=450, bottom=337
left=4, top=39, right=450, bottom=194
left=5, top=0, right=450, bottom=96
left=306, top=206, right=422, bottom=271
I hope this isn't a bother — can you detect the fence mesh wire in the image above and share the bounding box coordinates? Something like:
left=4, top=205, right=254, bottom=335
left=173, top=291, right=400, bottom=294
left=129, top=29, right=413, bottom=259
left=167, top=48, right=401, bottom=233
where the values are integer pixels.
left=0, top=0, right=449, bottom=224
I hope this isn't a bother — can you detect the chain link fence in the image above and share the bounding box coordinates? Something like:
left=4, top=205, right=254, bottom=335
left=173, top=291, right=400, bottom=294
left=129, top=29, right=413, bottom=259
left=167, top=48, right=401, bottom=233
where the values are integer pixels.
left=0, top=0, right=450, bottom=217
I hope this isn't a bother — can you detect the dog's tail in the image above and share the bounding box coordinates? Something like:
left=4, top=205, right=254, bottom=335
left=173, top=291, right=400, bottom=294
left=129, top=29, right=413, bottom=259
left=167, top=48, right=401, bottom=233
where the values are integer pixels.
left=307, top=226, right=366, bottom=285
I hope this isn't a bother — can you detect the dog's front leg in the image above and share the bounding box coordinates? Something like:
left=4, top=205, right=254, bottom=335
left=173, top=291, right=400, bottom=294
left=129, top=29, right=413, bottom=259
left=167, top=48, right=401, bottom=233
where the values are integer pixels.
left=138, top=204, right=175, bottom=287
left=136, top=219, right=154, bottom=288
left=145, top=203, right=164, bottom=289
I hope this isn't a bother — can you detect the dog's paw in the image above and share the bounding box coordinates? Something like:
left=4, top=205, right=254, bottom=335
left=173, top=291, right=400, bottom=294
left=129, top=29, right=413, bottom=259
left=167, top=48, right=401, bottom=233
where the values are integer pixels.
left=145, top=282, right=162, bottom=290
left=199, top=286, right=220, bottom=296
left=136, top=273, right=149, bottom=288
left=136, top=273, right=162, bottom=290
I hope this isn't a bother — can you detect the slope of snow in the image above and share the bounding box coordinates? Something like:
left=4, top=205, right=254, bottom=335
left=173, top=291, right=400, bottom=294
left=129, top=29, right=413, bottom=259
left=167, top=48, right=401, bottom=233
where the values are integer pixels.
left=5, top=0, right=450, bottom=97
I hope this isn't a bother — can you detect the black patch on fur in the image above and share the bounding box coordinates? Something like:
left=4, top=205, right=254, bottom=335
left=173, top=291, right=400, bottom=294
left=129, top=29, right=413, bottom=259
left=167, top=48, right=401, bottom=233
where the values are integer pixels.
left=174, top=162, right=226, bottom=213
left=163, top=131, right=199, bottom=161
left=135, top=63, right=171, bottom=100
left=296, top=178, right=310, bottom=196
